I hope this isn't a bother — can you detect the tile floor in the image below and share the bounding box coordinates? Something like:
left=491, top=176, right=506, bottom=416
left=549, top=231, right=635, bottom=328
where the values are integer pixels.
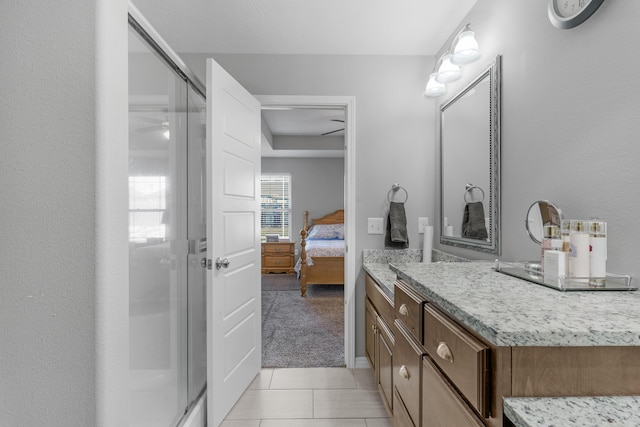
left=221, top=367, right=392, bottom=427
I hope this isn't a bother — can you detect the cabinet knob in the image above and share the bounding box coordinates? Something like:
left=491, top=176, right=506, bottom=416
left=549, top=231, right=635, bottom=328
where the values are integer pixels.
left=399, top=304, right=409, bottom=316
left=436, top=342, right=454, bottom=363
left=371, top=324, right=376, bottom=332
left=399, top=365, right=410, bottom=380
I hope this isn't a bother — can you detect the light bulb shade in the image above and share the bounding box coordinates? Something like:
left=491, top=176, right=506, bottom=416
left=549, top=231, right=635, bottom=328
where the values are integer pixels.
left=435, top=54, right=461, bottom=83
left=424, top=73, right=446, bottom=98
left=451, top=30, right=480, bottom=65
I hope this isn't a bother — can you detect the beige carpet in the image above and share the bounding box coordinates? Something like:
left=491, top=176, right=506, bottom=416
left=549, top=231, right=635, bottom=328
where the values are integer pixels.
left=261, top=274, right=345, bottom=368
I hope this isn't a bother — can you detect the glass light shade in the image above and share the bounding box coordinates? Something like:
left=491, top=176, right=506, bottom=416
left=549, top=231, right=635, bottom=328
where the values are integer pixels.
left=435, top=54, right=461, bottom=83
left=424, top=73, right=446, bottom=98
left=451, top=30, right=480, bottom=65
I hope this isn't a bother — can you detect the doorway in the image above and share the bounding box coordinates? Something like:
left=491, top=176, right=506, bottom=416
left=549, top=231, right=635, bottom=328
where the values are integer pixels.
left=257, top=95, right=357, bottom=368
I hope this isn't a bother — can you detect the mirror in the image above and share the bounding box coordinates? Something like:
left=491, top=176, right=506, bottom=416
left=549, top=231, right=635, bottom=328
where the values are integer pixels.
left=525, top=200, right=563, bottom=244
left=440, top=55, right=501, bottom=254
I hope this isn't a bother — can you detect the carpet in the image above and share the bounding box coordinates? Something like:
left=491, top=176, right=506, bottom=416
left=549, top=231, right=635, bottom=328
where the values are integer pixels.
left=262, top=274, right=345, bottom=368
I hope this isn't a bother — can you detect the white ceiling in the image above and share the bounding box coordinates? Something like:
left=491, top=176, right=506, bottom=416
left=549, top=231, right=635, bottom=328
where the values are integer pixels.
left=131, top=0, right=477, bottom=157
left=131, top=0, right=477, bottom=56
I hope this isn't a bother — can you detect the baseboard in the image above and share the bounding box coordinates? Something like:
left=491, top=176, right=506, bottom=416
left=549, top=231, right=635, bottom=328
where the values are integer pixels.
left=354, top=356, right=370, bottom=369
left=178, top=391, right=206, bottom=427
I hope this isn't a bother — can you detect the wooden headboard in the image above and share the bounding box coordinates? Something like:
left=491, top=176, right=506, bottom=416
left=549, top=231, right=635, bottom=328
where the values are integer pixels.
left=310, top=209, right=344, bottom=225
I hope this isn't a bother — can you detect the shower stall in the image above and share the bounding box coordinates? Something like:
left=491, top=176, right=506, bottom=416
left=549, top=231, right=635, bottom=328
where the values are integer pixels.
left=128, top=13, right=207, bottom=427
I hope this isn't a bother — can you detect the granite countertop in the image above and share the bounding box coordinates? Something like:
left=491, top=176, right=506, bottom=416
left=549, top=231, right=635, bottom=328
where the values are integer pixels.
left=364, top=259, right=640, bottom=347
left=504, top=396, right=640, bottom=427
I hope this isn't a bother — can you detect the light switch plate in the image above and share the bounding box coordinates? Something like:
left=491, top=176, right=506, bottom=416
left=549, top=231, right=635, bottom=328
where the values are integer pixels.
left=368, top=218, right=384, bottom=234
left=418, top=217, right=429, bottom=234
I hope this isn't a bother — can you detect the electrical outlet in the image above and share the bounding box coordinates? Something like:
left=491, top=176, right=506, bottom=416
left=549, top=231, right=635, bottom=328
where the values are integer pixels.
left=367, top=218, right=384, bottom=235
left=418, top=217, right=430, bottom=234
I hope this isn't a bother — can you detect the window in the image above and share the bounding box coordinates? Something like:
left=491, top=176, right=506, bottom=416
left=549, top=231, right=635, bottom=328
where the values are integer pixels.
left=129, top=176, right=167, bottom=243
left=260, top=174, right=291, bottom=240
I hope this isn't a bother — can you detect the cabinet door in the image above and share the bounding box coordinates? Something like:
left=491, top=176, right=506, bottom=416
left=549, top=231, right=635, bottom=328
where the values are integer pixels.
left=422, top=356, right=484, bottom=427
left=377, top=317, right=394, bottom=413
left=365, top=298, right=377, bottom=371
left=393, top=388, right=416, bottom=427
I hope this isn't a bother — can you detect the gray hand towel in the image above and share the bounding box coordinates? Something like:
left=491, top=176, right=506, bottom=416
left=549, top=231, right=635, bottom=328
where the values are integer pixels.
left=385, top=202, right=409, bottom=249
left=462, top=201, right=488, bottom=240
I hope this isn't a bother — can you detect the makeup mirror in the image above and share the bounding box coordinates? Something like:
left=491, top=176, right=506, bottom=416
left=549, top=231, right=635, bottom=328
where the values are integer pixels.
left=525, top=200, right=563, bottom=244
left=440, top=55, right=501, bottom=254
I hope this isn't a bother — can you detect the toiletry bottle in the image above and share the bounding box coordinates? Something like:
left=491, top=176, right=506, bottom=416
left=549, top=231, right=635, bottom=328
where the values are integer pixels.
left=541, top=224, right=558, bottom=270
left=569, top=220, right=590, bottom=282
left=589, top=220, right=607, bottom=287
left=561, top=220, right=571, bottom=253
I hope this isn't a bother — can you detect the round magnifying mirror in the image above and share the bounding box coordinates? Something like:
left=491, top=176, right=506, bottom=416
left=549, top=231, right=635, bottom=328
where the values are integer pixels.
left=525, top=200, right=563, bottom=244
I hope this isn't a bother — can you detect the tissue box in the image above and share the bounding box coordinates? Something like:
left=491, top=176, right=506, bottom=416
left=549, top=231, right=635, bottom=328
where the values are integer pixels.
left=265, top=234, right=279, bottom=242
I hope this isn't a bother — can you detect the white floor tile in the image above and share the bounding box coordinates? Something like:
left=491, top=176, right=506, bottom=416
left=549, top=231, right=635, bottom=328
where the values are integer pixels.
left=220, top=420, right=261, bottom=427
left=225, top=389, right=313, bottom=420
left=248, top=369, right=273, bottom=389
left=270, top=367, right=357, bottom=389
left=260, top=419, right=367, bottom=427
left=313, top=389, right=389, bottom=419
left=352, top=368, right=377, bottom=391
left=365, top=418, right=393, bottom=427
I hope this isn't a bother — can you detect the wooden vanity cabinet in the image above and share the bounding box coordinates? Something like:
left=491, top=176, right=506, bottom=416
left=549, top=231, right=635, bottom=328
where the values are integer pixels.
left=365, top=274, right=395, bottom=415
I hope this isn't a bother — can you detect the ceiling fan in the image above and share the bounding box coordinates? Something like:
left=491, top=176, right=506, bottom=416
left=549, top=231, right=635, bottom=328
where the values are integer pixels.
left=322, top=119, right=344, bottom=136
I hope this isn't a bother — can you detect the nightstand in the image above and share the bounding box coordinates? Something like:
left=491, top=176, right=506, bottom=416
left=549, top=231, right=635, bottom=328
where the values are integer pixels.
left=261, top=241, right=295, bottom=274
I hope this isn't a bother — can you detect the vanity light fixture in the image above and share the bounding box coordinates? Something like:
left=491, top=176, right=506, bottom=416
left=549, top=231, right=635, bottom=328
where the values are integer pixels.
left=424, top=24, right=481, bottom=98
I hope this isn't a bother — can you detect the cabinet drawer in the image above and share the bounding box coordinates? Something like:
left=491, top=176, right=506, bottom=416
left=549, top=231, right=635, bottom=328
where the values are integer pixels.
left=365, top=274, right=394, bottom=327
left=394, top=320, right=424, bottom=427
left=422, top=356, right=485, bottom=427
left=263, top=243, right=292, bottom=254
left=394, top=280, right=425, bottom=342
left=423, top=304, right=489, bottom=418
left=263, top=255, right=291, bottom=268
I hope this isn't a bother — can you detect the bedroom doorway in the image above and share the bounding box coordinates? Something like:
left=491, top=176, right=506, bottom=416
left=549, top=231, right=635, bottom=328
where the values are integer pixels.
left=257, top=95, right=356, bottom=368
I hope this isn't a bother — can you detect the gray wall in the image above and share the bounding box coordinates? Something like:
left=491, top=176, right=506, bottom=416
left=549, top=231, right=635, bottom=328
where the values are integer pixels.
left=1, top=1, right=129, bottom=425
left=433, top=0, right=640, bottom=279
left=262, top=157, right=345, bottom=256
left=1, top=2, right=98, bottom=425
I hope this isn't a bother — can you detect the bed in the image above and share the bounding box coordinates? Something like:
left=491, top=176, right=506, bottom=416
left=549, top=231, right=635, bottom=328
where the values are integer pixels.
left=295, top=209, right=345, bottom=297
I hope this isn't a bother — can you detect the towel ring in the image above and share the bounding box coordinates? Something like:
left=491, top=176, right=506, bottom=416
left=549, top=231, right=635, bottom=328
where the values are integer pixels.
left=464, top=184, right=485, bottom=203
left=387, top=183, right=409, bottom=203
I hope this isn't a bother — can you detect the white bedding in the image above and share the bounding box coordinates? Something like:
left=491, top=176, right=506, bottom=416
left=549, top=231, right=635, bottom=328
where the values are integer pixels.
left=294, top=239, right=345, bottom=273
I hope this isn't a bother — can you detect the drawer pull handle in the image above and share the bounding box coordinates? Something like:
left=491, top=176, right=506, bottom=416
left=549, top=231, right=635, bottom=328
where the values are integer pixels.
left=436, top=342, right=454, bottom=363
left=399, top=304, right=409, bottom=316
left=399, top=365, right=410, bottom=380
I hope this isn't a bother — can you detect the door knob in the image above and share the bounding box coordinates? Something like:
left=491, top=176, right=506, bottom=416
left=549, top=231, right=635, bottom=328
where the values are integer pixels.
left=215, top=257, right=230, bottom=270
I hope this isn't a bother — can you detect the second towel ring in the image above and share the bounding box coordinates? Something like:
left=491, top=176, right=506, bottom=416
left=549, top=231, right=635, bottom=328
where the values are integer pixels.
left=464, top=184, right=485, bottom=203
left=388, top=183, right=409, bottom=203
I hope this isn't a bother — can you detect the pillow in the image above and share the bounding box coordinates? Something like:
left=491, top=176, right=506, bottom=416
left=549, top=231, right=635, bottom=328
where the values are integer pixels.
left=307, top=223, right=344, bottom=240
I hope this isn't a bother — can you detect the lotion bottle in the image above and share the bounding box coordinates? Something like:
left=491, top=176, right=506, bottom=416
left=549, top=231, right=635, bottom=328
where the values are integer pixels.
left=569, top=220, right=590, bottom=282
left=589, top=220, right=607, bottom=286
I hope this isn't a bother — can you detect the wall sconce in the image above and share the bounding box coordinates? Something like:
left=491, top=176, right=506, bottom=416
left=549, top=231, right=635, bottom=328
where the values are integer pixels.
left=423, top=24, right=481, bottom=98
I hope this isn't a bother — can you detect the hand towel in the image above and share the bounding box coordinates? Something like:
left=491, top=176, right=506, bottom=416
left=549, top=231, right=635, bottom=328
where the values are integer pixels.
left=385, top=202, right=409, bottom=249
left=462, top=201, right=488, bottom=240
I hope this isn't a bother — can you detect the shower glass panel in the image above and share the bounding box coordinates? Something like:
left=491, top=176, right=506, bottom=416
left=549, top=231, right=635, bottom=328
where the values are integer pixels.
left=128, top=26, right=189, bottom=426
left=186, top=82, right=207, bottom=402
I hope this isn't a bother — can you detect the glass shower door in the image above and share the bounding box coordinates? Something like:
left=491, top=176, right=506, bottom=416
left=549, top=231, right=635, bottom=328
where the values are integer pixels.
left=128, top=27, right=188, bottom=427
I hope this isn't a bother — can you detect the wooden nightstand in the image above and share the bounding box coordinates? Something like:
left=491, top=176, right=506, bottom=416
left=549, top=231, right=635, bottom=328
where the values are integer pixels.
left=261, top=241, right=295, bottom=274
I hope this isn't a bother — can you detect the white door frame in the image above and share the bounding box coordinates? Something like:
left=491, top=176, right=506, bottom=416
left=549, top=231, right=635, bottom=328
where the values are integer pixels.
left=256, top=95, right=356, bottom=368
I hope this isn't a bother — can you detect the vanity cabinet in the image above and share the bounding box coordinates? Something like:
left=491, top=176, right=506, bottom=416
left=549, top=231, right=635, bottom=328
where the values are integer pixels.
left=366, top=263, right=640, bottom=427
left=365, top=274, right=395, bottom=415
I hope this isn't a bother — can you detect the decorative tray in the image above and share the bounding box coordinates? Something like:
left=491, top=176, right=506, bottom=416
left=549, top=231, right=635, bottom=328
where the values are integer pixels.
left=494, top=260, right=635, bottom=292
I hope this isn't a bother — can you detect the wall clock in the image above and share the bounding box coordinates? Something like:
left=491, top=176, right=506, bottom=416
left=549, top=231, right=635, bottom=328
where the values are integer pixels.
left=548, top=0, right=605, bottom=29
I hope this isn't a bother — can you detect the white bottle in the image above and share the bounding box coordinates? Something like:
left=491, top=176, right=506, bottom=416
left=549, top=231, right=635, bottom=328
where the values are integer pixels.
left=569, top=220, right=590, bottom=282
left=589, top=220, right=607, bottom=286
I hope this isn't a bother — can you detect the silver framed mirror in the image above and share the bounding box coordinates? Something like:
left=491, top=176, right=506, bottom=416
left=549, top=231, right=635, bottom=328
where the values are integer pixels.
left=440, top=55, right=501, bottom=254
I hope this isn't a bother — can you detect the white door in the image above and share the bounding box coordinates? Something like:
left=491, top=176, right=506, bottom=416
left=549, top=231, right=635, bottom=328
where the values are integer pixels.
left=206, top=58, right=262, bottom=427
